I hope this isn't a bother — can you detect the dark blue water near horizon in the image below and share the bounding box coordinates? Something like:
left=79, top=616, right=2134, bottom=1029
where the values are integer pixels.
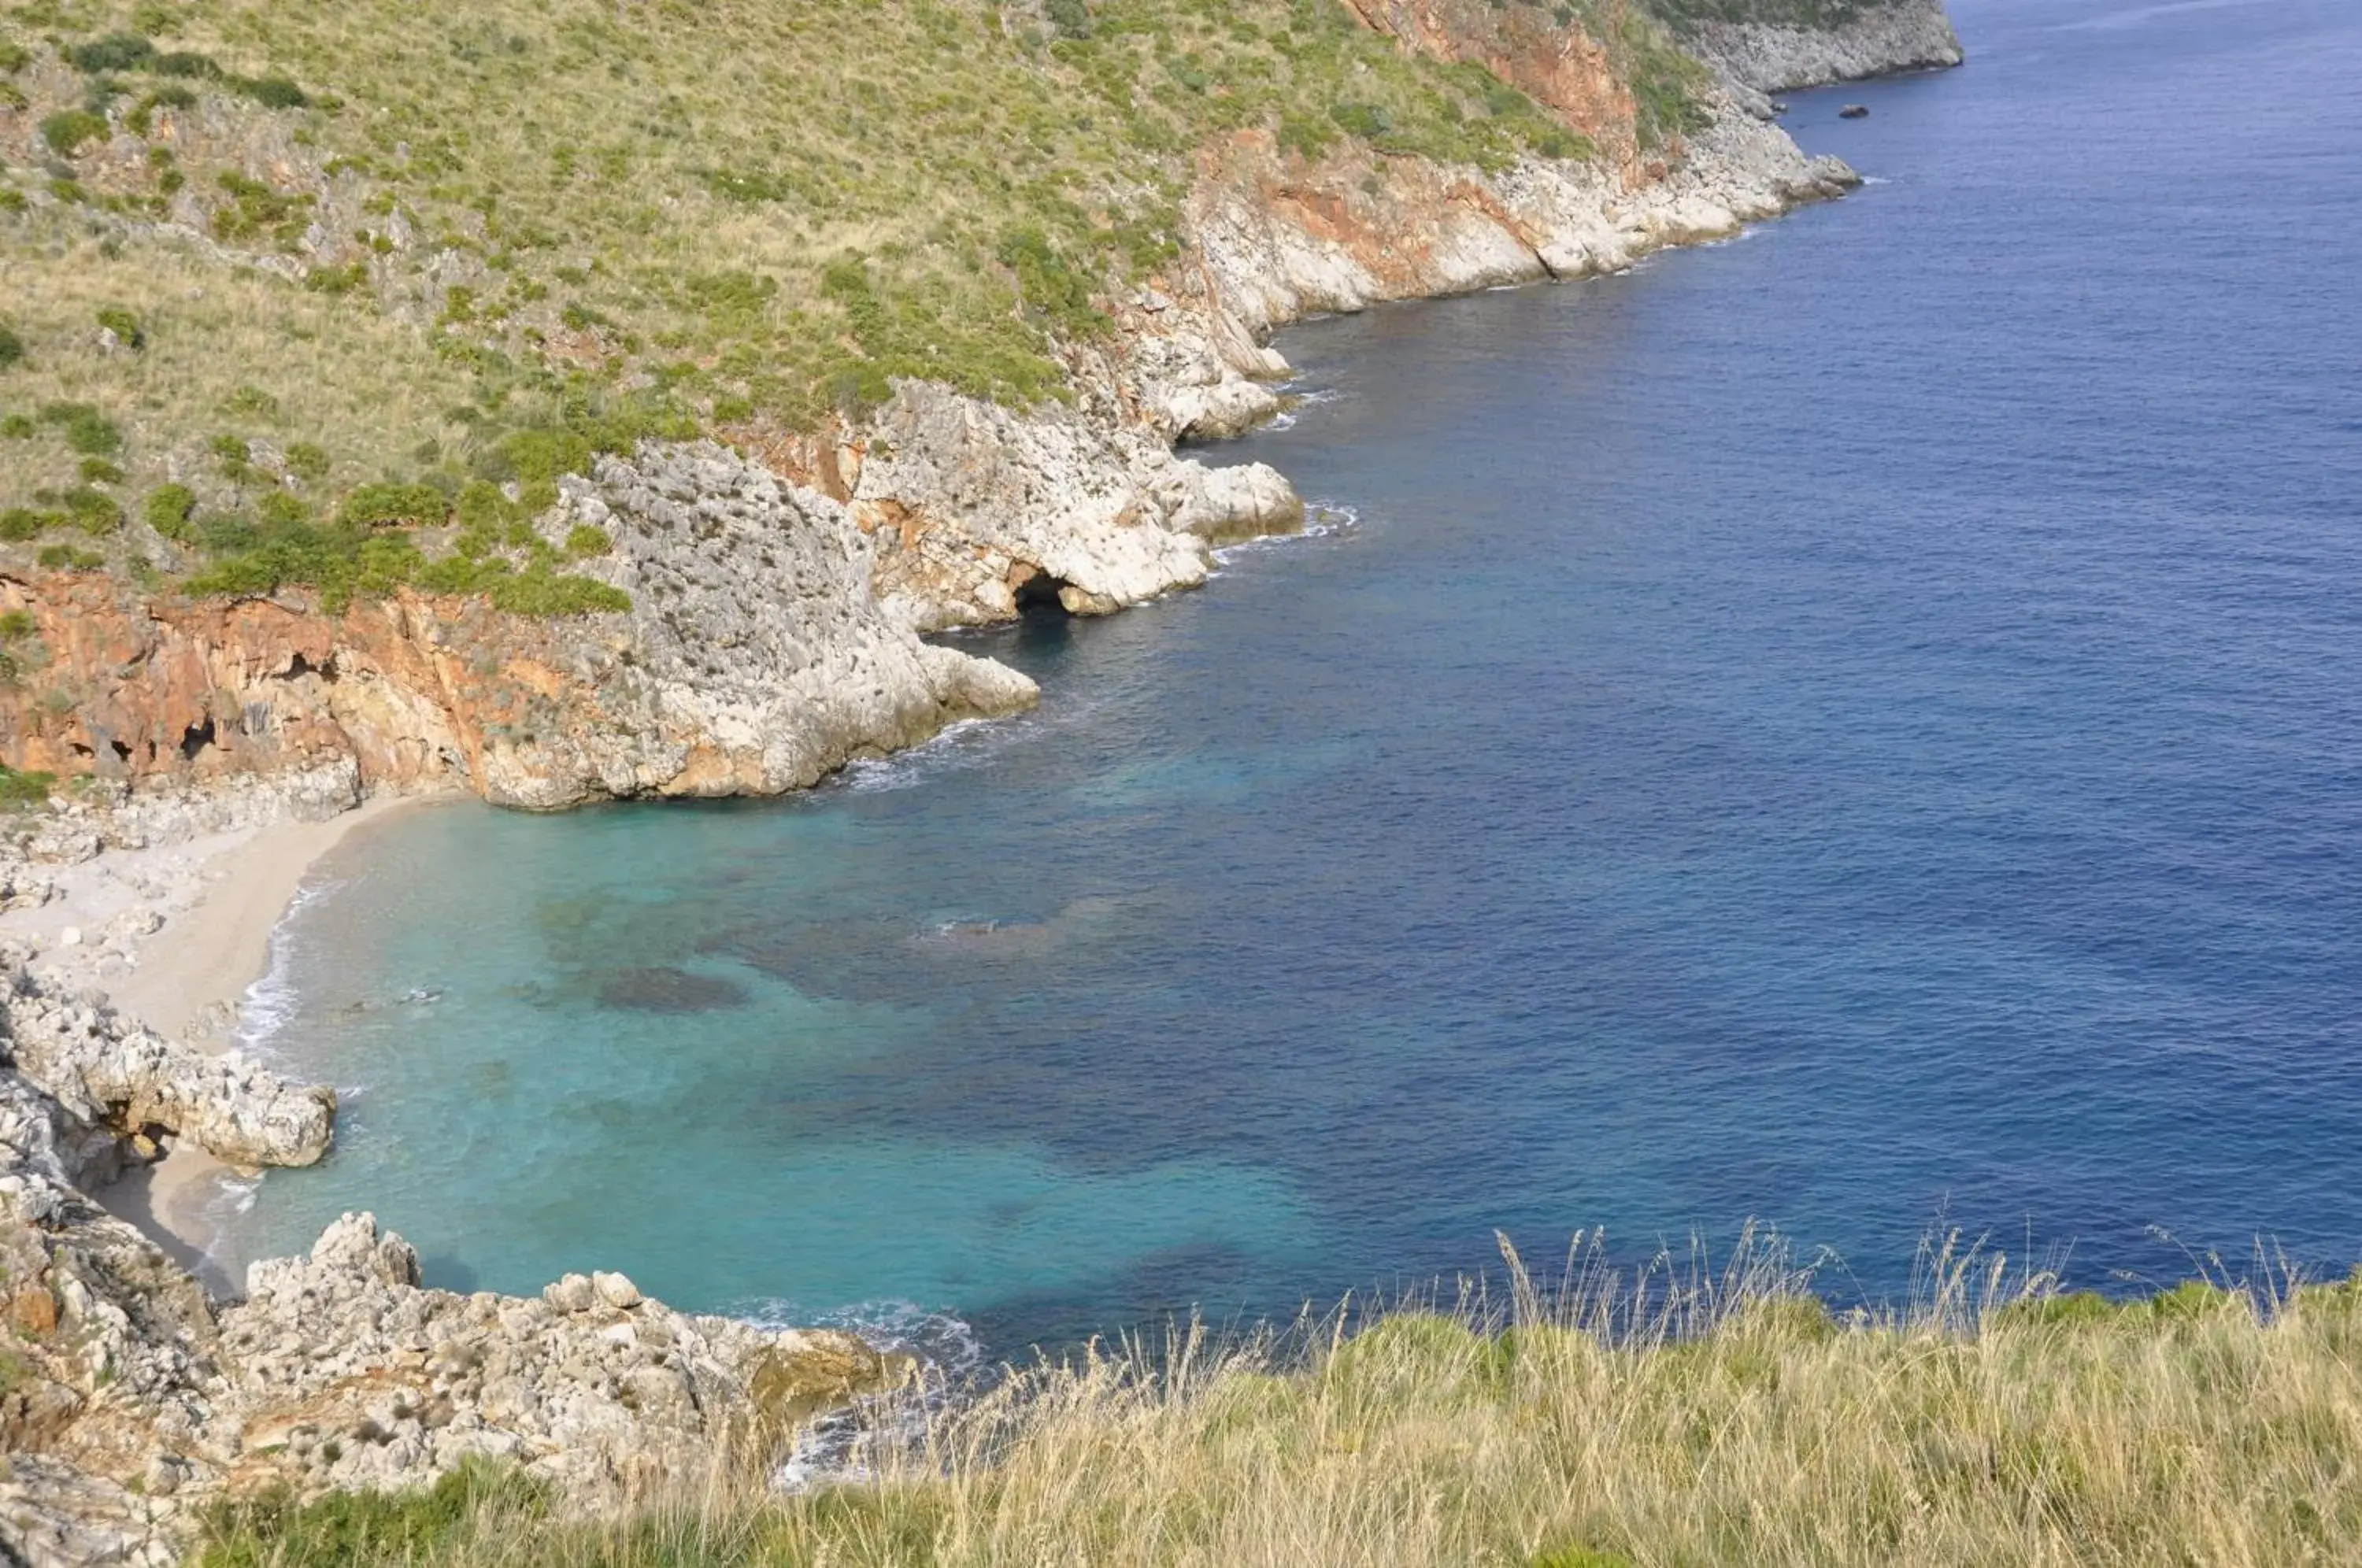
left=220, top=0, right=2362, bottom=1355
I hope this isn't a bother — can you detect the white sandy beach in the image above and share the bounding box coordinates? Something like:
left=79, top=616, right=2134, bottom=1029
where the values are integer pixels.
left=0, top=792, right=428, bottom=1288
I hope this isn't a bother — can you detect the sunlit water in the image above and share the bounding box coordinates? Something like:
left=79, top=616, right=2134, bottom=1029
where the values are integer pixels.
left=215, top=0, right=2362, bottom=1355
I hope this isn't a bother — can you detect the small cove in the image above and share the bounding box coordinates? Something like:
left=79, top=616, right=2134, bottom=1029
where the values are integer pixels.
left=216, top=0, right=2362, bottom=1355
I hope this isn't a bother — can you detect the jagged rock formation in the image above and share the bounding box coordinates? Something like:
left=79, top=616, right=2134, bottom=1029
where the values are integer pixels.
left=0, top=960, right=904, bottom=1565
left=1682, top=1, right=1965, bottom=93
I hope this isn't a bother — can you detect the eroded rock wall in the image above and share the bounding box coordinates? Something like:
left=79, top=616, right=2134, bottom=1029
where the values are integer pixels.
left=0, top=445, right=1040, bottom=811
left=1684, top=1, right=1964, bottom=93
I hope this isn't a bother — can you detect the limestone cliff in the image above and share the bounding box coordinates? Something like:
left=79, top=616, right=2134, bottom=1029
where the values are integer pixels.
left=1678, top=2, right=1964, bottom=94
left=0, top=0, right=1953, bottom=819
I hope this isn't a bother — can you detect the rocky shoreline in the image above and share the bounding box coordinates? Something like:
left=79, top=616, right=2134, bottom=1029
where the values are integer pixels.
left=0, top=965, right=906, bottom=1564
left=0, top=10, right=1960, bottom=1561
left=1685, top=1, right=1965, bottom=94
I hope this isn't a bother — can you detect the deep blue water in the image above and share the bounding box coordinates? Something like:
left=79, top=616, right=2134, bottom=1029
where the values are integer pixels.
left=217, top=0, right=2362, bottom=1355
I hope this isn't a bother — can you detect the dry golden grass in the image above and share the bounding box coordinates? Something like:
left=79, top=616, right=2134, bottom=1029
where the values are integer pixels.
left=201, top=1233, right=2362, bottom=1568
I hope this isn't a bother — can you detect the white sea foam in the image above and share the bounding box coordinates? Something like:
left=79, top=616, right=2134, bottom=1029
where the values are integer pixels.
left=1264, top=383, right=1343, bottom=431
left=739, top=1298, right=987, bottom=1489
left=1211, top=501, right=1361, bottom=568
left=231, top=871, right=358, bottom=1060
left=836, top=716, right=1010, bottom=795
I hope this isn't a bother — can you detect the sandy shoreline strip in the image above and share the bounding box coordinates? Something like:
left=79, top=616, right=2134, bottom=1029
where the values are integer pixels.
left=0, top=792, right=431, bottom=1289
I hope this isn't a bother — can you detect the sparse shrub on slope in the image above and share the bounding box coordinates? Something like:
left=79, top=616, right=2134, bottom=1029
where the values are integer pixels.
left=0, top=0, right=1708, bottom=619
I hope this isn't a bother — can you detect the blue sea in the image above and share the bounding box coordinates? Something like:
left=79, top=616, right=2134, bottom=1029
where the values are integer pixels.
left=215, top=0, right=2362, bottom=1356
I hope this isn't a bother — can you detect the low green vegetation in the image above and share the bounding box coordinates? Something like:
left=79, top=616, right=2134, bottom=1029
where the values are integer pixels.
left=194, top=1239, right=2362, bottom=1567
left=0, top=764, right=56, bottom=804
left=0, top=0, right=1724, bottom=618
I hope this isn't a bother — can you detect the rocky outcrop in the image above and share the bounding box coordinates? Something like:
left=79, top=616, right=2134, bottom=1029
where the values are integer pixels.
left=0, top=1, right=1931, bottom=814
left=1683, top=2, right=1964, bottom=94
left=0, top=960, right=907, bottom=1565
left=2, top=951, right=332, bottom=1180
left=0, top=444, right=1042, bottom=811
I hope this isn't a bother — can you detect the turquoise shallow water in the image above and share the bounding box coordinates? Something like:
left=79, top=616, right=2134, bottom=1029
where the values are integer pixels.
left=218, top=0, right=2362, bottom=1355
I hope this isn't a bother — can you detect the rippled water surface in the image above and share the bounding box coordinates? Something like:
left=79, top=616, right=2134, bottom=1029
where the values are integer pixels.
left=221, top=0, right=2362, bottom=1352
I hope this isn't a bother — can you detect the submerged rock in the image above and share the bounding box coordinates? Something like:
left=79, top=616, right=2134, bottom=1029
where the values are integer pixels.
left=1840, top=103, right=1871, bottom=119
left=594, top=965, right=750, bottom=1013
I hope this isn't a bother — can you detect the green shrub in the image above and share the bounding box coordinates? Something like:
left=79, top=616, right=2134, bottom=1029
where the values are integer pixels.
left=1329, top=101, right=1393, bottom=139
left=79, top=457, right=124, bottom=483
left=303, top=262, right=370, bottom=294
left=285, top=442, right=331, bottom=481
left=0, top=508, right=59, bottom=542
left=0, top=43, right=29, bottom=74
left=0, top=323, right=22, bottom=372
left=39, top=402, right=122, bottom=456
left=69, top=32, right=156, bottom=73
left=212, top=434, right=254, bottom=480
left=0, top=416, right=32, bottom=439
left=94, top=305, right=144, bottom=349
left=230, top=74, right=309, bottom=109
left=199, top=1458, right=549, bottom=1568
left=151, top=50, right=221, bottom=79
left=0, top=611, right=33, bottom=642
left=995, top=227, right=1108, bottom=338
left=1046, top=0, right=1092, bottom=39
left=40, top=109, right=111, bottom=157
left=211, top=172, right=313, bottom=247
left=339, top=481, right=450, bottom=528
left=37, top=544, right=105, bottom=570
left=143, top=483, right=197, bottom=539
left=0, top=766, right=56, bottom=808
left=562, top=523, right=610, bottom=558
left=125, top=83, right=195, bottom=135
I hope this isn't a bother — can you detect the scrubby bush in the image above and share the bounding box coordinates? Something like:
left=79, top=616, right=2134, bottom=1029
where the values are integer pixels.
left=231, top=74, right=310, bottom=109
left=94, top=305, right=144, bottom=348
left=79, top=458, right=124, bottom=484
left=69, top=33, right=157, bottom=73
left=339, top=481, right=449, bottom=529
left=562, top=523, right=611, bottom=558
left=285, top=442, right=332, bottom=481
left=39, top=109, right=111, bottom=157
left=0, top=323, right=22, bottom=372
left=125, top=83, right=195, bottom=135
left=143, top=483, right=196, bottom=540
left=211, top=434, right=254, bottom=481
left=0, top=767, right=56, bottom=808
left=211, top=172, right=313, bottom=247
left=151, top=50, right=222, bottom=79
left=39, top=402, right=122, bottom=457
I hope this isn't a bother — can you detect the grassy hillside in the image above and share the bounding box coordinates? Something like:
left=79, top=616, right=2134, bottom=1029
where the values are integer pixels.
left=198, top=1243, right=2362, bottom=1567
left=0, top=0, right=1699, bottom=611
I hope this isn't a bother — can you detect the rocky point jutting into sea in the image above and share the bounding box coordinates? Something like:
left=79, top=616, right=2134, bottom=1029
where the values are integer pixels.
left=0, top=2, right=1960, bottom=1560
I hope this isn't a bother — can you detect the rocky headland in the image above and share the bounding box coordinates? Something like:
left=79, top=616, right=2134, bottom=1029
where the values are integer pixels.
left=1679, top=0, right=1964, bottom=94
left=0, top=2, right=1960, bottom=1559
